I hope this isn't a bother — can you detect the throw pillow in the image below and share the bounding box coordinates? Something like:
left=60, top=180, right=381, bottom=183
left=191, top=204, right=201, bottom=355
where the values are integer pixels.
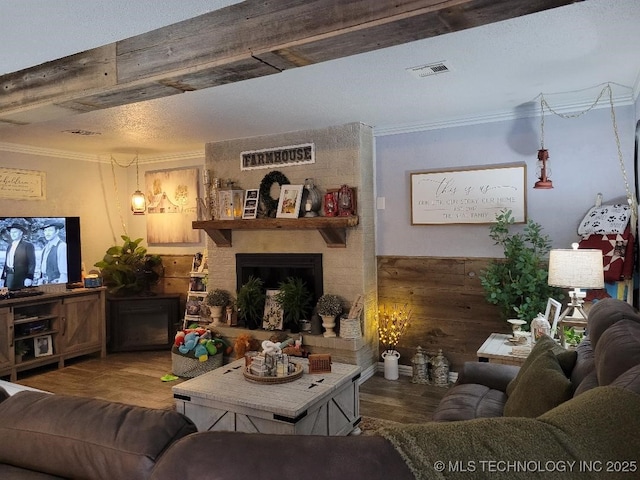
left=504, top=350, right=573, bottom=417
left=506, top=335, right=576, bottom=396
left=503, top=349, right=573, bottom=417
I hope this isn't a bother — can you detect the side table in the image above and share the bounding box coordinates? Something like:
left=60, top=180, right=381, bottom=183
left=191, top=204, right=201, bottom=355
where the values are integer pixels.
left=476, top=333, right=531, bottom=366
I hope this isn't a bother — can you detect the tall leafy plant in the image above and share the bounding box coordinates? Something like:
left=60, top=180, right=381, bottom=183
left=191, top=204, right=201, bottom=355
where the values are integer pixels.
left=480, top=210, right=562, bottom=326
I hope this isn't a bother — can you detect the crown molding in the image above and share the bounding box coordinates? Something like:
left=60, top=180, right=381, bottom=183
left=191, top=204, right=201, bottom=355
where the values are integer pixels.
left=0, top=141, right=204, bottom=163
left=374, top=92, right=637, bottom=137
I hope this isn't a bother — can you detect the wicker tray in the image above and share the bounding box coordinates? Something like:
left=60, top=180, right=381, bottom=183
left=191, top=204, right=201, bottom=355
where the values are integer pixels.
left=243, top=362, right=304, bottom=384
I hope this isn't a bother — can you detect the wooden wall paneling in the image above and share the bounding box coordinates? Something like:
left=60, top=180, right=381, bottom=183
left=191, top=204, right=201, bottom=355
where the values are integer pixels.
left=377, top=256, right=506, bottom=371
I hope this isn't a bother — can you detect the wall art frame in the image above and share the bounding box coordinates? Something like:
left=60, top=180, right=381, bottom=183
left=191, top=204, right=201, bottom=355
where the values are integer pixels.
left=410, top=163, right=526, bottom=225
left=242, top=189, right=259, bottom=219
left=276, top=185, right=304, bottom=219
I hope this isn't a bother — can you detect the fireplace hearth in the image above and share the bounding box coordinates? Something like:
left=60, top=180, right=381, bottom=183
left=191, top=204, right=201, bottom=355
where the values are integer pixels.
left=236, top=253, right=323, bottom=303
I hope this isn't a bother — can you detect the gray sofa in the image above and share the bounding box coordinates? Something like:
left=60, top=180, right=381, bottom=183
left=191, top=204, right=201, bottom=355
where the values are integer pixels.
left=432, top=297, right=640, bottom=421
left=1, top=298, right=639, bottom=480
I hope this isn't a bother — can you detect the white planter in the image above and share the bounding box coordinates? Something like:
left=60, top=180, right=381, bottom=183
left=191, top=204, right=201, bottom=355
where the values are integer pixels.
left=382, top=350, right=400, bottom=380
left=320, top=314, right=337, bottom=338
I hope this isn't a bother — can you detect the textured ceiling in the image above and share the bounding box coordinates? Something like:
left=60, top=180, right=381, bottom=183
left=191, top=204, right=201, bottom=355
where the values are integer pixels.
left=0, top=0, right=639, bottom=160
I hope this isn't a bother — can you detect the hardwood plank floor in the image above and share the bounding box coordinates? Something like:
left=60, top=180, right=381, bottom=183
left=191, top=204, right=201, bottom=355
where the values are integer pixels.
left=13, top=351, right=447, bottom=422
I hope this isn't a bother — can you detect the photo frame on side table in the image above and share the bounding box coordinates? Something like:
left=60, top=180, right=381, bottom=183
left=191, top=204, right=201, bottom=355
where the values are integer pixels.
left=276, top=185, right=303, bottom=219
left=34, top=334, right=53, bottom=357
left=546, top=298, right=562, bottom=338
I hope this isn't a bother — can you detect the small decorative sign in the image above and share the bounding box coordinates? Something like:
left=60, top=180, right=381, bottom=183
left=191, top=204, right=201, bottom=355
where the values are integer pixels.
left=410, top=163, right=526, bottom=225
left=240, top=143, right=315, bottom=171
left=0, top=168, right=46, bottom=200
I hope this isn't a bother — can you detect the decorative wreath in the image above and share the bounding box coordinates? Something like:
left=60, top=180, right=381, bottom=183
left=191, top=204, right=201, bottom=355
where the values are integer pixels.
left=259, top=171, right=290, bottom=218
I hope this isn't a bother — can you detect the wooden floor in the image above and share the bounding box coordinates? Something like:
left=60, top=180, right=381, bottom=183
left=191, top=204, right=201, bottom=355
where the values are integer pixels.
left=13, top=350, right=446, bottom=423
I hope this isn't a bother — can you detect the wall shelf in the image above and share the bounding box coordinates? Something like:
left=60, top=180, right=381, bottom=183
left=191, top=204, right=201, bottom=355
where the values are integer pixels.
left=193, top=216, right=359, bottom=248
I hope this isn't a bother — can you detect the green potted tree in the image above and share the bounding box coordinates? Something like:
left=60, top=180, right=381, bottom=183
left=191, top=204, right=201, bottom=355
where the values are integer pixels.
left=316, top=294, right=343, bottom=337
left=480, top=209, right=563, bottom=328
left=206, top=288, right=232, bottom=326
left=236, top=276, right=266, bottom=330
left=94, top=235, right=162, bottom=296
left=275, top=277, right=313, bottom=333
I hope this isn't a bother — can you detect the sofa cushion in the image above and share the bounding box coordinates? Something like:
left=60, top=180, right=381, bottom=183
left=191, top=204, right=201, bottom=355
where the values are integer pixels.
left=0, top=391, right=197, bottom=480
left=595, top=319, right=640, bottom=386
left=573, top=370, right=599, bottom=396
left=587, top=298, right=640, bottom=348
left=503, top=349, right=573, bottom=417
left=0, top=387, right=8, bottom=403
left=570, top=337, right=595, bottom=388
left=432, top=384, right=507, bottom=421
left=150, top=432, right=414, bottom=480
left=610, top=364, right=640, bottom=395
left=379, top=386, right=640, bottom=480
left=506, top=335, right=576, bottom=397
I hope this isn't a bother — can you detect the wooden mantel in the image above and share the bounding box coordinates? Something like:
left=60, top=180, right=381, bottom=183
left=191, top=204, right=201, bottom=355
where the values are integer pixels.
left=193, top=216, right=359, bottom=248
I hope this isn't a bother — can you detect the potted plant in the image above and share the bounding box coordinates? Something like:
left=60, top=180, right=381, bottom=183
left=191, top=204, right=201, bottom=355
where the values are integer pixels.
left=563, top=326, right=584, bottom=349
left=14, top=339, right=30, bottom=363
left=94, top=235, right=162, bottom=296
left=206, top=289, right=232, bottom=325
left=236, top=276, right=266, bottom=330
left=316, top=294, right=343, bottom=337
left=275, top=277, right=313, bottom=333
left=479, top=209, right=563, bottom=328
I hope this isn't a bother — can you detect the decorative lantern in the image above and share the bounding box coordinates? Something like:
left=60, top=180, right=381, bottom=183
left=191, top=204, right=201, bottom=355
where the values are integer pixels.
left=531, top=313, right=551, bottom=344
left=411, top=346, right=429, bottom=384
left=301, top=178, right=322, bottom=217
left=338, top=185, right=354, bottom=216
left=432, top=349, right=450, bottom=388
left=218, top=181, right=244, bottom=220
left=324, top=191, right=338, bottom=217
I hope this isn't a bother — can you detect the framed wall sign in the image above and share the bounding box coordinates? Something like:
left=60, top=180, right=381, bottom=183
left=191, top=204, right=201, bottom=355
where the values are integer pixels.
left=410, top=163, right=526, bottom=225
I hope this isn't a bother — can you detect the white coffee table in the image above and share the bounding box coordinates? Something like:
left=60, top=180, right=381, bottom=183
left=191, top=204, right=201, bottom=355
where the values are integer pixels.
left=173, top=358, right=361, bottom=435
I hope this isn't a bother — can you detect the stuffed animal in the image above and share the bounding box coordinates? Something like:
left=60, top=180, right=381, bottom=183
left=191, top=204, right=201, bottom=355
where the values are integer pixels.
left=234, top=333, right=261, bottom=359
left=178, top=332, right=199, bottom=355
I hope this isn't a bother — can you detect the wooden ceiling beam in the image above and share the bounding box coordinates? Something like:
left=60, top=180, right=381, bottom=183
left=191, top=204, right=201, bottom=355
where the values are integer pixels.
left=0, top=0, right=580, bottom=125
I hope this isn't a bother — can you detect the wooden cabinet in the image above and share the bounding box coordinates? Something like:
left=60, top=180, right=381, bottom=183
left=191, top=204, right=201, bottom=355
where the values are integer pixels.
left=0, top=308, right=10, bottom=371
left=107, top=294, right=180, bottom=352
left=0, top=288, right=106, bottom=382
left=62, top=292, right=106, bottom=358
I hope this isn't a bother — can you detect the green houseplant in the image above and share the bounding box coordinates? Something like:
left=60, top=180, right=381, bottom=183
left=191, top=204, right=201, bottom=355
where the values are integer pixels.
left=236, top=276, right=266, bottom=330
left=94, top=236, right=162, bottom=296
left=275, top=277, right=313, bottom=332
left=206, top=288, right=232, bottom=325
left=316, top=294, right=343, bottom=317
left=480, top=209, right=563, bottom=327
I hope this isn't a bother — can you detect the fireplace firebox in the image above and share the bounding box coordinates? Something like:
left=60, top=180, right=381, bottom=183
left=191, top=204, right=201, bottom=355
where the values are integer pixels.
left=236, top=253, right=323, bottom=302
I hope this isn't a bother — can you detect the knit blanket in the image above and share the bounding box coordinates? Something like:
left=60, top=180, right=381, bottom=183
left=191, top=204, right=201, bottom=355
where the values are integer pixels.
left=378, top=386, right=640, bottom=480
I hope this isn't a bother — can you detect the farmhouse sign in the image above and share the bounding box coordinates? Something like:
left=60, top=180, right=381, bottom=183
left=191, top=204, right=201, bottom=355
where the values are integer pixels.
left=410, top=163, right=526, bottom=225
left=240, top=143, right=315, bottom=171
left=0, top=168, right=46, bottom=200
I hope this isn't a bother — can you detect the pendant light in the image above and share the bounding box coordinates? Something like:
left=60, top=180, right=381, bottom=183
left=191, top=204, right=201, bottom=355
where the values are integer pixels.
left=130, top=155, right=146, bottom=215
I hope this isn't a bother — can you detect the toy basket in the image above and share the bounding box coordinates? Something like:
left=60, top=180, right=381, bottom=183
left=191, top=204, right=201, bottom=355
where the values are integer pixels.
left=171, top=348, right=223, bottom=378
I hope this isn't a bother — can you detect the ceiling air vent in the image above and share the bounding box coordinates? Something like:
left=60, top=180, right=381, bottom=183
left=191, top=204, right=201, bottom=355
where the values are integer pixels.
left=62, top=129, right=102, bottom=136
left=406, top=61, right=451, bottom=79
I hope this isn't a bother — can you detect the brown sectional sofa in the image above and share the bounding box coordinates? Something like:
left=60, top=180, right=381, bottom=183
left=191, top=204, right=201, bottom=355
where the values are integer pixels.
left=1, top=298, right=639, bottom=480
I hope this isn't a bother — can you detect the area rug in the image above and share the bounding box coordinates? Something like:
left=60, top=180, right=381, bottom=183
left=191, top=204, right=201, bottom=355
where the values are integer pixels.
left=358, top=416, right=401, bottom=436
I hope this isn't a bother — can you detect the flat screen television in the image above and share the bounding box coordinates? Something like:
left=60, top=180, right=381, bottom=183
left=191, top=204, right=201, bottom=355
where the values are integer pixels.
left=0, top=217, right=82, bottom=290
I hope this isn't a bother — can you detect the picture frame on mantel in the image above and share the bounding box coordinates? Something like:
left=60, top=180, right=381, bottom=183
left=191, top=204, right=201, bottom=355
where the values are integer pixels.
left=276, top=185, right=304, bottom=219
left=410, top=163, right=526, bottom=225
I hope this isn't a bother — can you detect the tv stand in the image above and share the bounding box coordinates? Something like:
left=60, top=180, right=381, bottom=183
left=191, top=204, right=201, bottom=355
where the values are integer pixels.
left=0, top=288, right=106, bottom=382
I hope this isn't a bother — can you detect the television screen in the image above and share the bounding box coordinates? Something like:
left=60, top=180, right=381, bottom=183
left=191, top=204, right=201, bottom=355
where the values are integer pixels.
left=0, top=217, right=82, bottom=290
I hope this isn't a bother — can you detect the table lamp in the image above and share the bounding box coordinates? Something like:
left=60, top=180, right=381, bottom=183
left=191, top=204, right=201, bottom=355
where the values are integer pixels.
left=547, top=243, right=604, bottom=323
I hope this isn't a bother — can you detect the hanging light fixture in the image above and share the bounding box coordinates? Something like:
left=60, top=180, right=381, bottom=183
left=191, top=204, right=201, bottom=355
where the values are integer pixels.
left=130, top=155, right=146, bottom=215
left=534, top=97, right=553, bottom=189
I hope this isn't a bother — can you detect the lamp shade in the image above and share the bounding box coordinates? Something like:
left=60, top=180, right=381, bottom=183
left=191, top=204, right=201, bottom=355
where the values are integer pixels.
left=548, top=248, right=604, bottom=289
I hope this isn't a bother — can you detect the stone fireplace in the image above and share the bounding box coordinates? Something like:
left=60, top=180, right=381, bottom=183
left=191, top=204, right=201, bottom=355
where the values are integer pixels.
left=204, top=122, right=377, bottom=371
